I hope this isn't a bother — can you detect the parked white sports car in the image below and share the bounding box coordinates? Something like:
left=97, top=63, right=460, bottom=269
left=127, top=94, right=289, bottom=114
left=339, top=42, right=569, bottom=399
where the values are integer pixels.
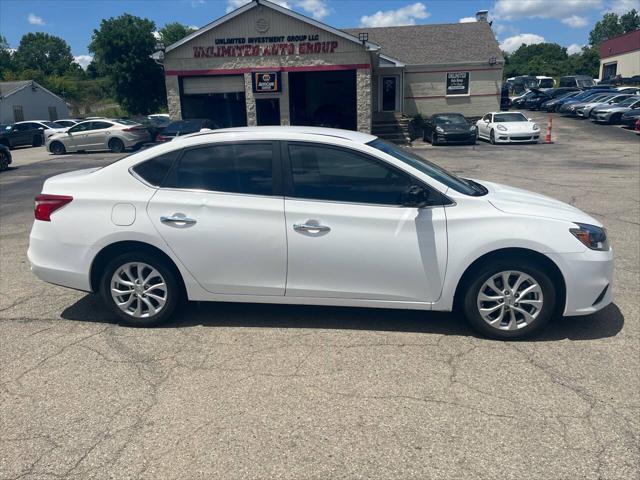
left=476, top=112, right=540, bottom=144
left=28, top=127, right=613, bottom=339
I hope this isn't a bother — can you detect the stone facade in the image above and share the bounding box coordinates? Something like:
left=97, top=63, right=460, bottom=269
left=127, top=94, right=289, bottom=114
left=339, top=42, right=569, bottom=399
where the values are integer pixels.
left=243, top=73, right=257, bottom=127
left=165, top=75, right=182, bottom=120
left=356, top=69, right=372, bottom=133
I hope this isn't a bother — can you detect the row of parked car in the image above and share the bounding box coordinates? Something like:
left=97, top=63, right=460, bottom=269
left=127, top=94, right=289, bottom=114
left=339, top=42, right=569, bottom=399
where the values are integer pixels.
left=510, top=86, right=640, bottom=128
left=0, top=115, right=218, bottom=160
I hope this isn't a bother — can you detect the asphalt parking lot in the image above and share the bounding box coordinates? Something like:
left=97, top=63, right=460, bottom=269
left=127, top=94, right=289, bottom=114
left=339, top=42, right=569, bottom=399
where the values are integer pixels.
left=1, top=114, right=638, bottom=479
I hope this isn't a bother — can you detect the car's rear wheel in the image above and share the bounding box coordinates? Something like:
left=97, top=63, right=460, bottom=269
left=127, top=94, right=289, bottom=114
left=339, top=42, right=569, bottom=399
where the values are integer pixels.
left=49, top=141, right=66, bottom=155
left=100, top=252, right=180, bottom=327
left=32, top=135, right=43, bottom=147
left=108, top=138, right=125, bottom=153
left=0, top=150, right=9, bottom=171
left=462, top=259, right=556, bottom=339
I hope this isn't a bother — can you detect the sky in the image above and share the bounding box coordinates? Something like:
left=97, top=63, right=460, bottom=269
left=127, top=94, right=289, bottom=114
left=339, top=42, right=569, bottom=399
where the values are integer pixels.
left=1, top=0, right=639, bottom=68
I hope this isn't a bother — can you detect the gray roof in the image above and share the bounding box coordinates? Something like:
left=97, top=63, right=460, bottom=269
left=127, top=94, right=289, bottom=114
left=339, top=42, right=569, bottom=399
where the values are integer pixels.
left=344, top=22, right=503, bottom=66
left=0, top=80, right=32, bottom=97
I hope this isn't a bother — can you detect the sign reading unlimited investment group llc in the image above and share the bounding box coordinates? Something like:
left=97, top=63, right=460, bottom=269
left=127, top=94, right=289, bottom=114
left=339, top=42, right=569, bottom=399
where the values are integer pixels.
left=252, top=72, right=281, bottom=93
left=446, top=72, right=470, bottom=96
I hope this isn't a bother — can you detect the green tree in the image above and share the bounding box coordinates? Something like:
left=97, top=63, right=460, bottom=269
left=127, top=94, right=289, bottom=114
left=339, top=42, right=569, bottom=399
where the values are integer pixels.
left=503, top=43, right=569, bottom=78
left=0, top=35, right=12, bottom=78
left=159, top=22, right=197, bottom=47
left=12, top=32, right=77, bottom=76
left=620, top=9, right=640, bottom=33
left=567, top=46, right=600, bottom=78
left=89, top=14, right=166, bottom=114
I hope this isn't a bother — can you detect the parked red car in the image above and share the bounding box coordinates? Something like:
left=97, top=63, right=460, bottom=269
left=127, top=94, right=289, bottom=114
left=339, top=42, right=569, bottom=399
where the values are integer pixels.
left=635, top=118, right=640, bottom=134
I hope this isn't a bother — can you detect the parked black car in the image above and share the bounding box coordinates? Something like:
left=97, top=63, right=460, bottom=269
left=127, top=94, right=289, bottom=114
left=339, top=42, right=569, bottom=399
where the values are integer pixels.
left=0, top=122, right=45, bottom=149
left=525, top=87, right=579, bottom=110
left=131, top=115, right=172, bottom=142
left=156, top=119, right=216, bottom=142
left=621, top=108, right=640, bottom=128
left=423, top=113, right=476, bottom=145
left=0, top=143, right=12, bottom=171
left=510, top=91, right=536, bottom=109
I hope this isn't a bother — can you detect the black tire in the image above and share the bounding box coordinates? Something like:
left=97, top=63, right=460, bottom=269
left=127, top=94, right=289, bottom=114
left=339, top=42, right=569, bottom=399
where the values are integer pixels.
left=50, top=141, right=66, bottom=155
left=432, top=134, right=439, bottom=146
left=461, top=258, right=556, bottom=340
left=99, top=252, right=181, bottom=327
left=475, top=127, right=480, bottom=141
left=108, top=138, right=125, bottom=153
left=490, top=129, right=496, bottom=145
left=0, top=150, right=9, bottom=171
left=32, top=135, right=43, bottom=147
left=609, top=113, right=622, bottom=125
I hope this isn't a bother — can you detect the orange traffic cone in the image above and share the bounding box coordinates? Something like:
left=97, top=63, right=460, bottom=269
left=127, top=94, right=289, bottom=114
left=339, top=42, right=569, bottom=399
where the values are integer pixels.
left=545, top=115, right=553, bottom=143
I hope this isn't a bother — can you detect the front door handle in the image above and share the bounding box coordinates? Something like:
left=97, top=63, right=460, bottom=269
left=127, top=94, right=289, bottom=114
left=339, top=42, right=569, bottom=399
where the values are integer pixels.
left=161, top=215, right=197, bottom=225
left=293, top=223, right=330, bottom=232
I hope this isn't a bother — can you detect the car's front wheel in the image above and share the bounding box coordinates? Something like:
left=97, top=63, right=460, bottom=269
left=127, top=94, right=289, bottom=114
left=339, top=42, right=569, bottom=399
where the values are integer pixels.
left=49, top=141, right=66, bottom=155
left=462, top=259, right=556, bottom=339
left=490, top=129, right=496, bottom=145
left=0, top=149, right=9, bottom=171
left=100, top=252, right=180, bottom=327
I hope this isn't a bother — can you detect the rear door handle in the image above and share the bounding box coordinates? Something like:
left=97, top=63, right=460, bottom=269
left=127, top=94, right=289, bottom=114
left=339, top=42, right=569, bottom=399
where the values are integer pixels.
left=293, top=223, right=330, bottom=232
left=161, top=215, right=197, bottom=225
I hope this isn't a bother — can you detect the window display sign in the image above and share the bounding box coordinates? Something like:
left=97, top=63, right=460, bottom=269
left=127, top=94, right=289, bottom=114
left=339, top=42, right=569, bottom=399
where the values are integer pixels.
left=252, top=71, right=281, bottom=93
left=446, top=72, right=470, bottom=95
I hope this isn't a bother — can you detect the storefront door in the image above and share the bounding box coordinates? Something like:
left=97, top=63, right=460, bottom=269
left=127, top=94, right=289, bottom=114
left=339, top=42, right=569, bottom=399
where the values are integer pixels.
left=256, top=98, right=281, bottom=126
left=381, top=76, right=398, bottom=111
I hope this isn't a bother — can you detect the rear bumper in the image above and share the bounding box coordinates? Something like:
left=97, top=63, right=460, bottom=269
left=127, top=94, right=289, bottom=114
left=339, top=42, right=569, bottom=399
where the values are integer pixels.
left=27, top=223, right=92, bottom=292
left=547, top=249, right=614, bottom=316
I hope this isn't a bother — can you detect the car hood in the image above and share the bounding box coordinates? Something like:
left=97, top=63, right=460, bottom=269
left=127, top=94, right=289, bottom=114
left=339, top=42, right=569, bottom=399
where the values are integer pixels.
left=479, top=180, right=600, bottom=226
left=440, top=124, right=472, bottom=133
left=495, top=122, right=536, bottom=132
left=595, top=105, right=629, bottom=113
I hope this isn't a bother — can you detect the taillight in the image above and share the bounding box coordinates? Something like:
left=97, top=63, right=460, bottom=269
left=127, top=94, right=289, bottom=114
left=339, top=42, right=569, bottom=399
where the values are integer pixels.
left=35, top=194, right=73, bottom=221
left=123, top=127, right=144, bottom=132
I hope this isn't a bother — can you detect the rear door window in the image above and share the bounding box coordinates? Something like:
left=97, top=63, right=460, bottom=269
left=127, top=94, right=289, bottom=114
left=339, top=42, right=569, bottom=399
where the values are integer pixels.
left=132, top=151, right=179, bottom=187
left=165, top=142, right=275, bottom=195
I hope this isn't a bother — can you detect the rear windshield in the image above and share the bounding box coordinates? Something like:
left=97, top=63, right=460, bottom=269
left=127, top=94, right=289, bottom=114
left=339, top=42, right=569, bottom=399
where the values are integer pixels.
left=114, top=119, right=140, bottom=126
left=367, top=138, right=485, bottom=196
left=494, top=113, right=527, bottom=122
left=164, top=120, right=204, bottom=134
left=43, top=121, right=63, bottom=128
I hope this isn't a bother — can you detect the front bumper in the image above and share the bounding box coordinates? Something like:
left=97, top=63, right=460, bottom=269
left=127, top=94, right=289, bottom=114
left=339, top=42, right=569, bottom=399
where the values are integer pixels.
left=593, top=112, right=612, bottom=122
left=495, top=131, right=540, bottom=143
left=434, top=132, right=476, bottom=144
left=547, top=248, right=614, bottom=316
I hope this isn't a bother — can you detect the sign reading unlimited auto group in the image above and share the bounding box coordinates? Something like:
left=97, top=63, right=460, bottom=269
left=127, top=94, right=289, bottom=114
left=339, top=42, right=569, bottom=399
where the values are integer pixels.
left=192, top=34, right=339, bottom=58
left=446, top=72, right=470, bottom=95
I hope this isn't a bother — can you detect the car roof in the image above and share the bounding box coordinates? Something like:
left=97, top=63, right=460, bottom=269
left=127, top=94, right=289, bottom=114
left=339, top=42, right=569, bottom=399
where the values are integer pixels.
left=184, top=126, right=377, bottom=144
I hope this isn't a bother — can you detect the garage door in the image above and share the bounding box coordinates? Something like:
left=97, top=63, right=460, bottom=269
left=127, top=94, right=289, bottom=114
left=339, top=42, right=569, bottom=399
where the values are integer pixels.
left=183, top=76, right=245, bottom=95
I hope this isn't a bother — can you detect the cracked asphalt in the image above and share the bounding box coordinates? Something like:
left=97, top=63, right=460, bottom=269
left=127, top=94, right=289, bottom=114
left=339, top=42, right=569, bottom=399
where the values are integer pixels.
left=1, top=115, right=638, bottom=479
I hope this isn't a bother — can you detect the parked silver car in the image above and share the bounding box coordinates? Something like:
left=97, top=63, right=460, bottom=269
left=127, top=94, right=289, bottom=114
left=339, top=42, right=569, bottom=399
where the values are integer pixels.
left=46, top=119, right=150, bottom=154
left=579, top=94, right=634, bottom=118
left=591, top=96, right=640, bottom=124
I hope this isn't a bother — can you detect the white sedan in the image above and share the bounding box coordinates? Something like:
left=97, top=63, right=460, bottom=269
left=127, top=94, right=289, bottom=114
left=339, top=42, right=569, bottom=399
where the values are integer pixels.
left=476, top=112, right=540, bottom=144
left=28, top=127, right=613, bottom=339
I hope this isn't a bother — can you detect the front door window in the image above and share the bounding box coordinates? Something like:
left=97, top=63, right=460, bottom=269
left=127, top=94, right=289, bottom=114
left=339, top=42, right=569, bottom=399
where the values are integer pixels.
left=382, top=76, right=397, bottom=111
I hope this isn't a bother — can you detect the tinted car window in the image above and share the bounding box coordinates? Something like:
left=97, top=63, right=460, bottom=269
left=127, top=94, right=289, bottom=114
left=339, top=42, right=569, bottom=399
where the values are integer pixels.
left=164, top=120, right=205, bottom=135
left=288, top=143, right=417, bottom=206
left=13, top=124, right=32, bottom=132
left=167, top=142, right=273, bottom=195
left=69, top=122, right=93, bottom=133
left=132, top=151, right=179, bottom=187
left=91, top=121, right=113, bottom=130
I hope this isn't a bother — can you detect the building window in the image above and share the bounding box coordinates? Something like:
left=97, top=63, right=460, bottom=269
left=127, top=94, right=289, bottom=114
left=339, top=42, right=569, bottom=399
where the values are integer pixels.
left=13, top=105, right=24, bottom=122
left=445, top=72, right=470, bottom=96
left=48, top=106, right=58, bottom=121
left=602, top=62, right=617, bottom=81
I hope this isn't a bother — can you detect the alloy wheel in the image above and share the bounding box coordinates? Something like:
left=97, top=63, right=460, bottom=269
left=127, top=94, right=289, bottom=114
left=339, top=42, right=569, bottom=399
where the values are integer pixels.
left=476, top=270, right=544, bottom=331
left=110, top=262, right=167, bottom=318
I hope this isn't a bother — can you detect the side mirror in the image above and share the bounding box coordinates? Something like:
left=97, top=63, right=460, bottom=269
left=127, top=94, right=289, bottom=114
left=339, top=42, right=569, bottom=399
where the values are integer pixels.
left=484, top=119, right=490, bottom=123
left=38, top=127, right=45, bottom=131
left=402, top=185, right=430, bottom=208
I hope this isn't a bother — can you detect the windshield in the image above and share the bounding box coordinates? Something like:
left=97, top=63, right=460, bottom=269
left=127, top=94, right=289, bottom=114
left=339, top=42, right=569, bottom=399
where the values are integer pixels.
left=577, top=78, right=595, bottom=87
left=610, top=95, right=630, bottom=104
left=164, top=120, right=204, bottom=134
left=538, top=79, right=554, bottom=88
left=367, top=138, right=484, bottom=196
left=494, top=113, right=527, bottom=122
left=617, top=96, right=640, bottom=106
left=590, top=94, right=615, bottom=102
left=114, top=119, right=140, bottom=125
left=43, top=121, right=63, bottom=128
left=434, top=114, right=467, bottom=125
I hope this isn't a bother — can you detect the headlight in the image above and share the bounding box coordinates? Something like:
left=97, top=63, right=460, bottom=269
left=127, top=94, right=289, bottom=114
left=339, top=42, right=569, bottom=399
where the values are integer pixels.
left=496, top=124, right=507, bottom=131
left=570, top=223, right=609, bottom=251
left=532, top=124, right=540, bottom=130
left=435, top=126, right=444, bottom=133
left=469, top=126, right=476, bottom=132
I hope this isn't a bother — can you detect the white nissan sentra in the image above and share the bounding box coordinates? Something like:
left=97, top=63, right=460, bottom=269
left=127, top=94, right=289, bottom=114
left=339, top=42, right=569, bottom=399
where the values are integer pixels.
left=28, top=127, right=613, bottom=339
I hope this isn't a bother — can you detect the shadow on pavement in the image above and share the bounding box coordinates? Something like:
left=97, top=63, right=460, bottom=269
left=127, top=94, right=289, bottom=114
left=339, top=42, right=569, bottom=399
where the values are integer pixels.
left=61, top=294, right=624, bottom=342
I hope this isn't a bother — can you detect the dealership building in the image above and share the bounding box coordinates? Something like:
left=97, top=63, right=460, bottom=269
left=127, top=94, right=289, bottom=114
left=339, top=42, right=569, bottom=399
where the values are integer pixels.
left=163, top=0, right=503, bottom=135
